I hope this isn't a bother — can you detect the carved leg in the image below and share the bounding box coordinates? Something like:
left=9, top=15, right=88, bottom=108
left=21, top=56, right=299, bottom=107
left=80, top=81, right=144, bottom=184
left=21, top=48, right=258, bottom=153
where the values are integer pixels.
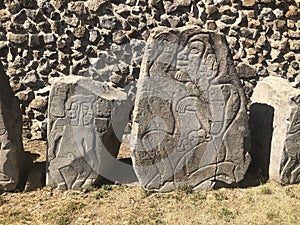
left=48, top=163, right=68, bottom=190
left=72, top=158, right=94, bottom=189
left=290, top=166, right=300, bottom=183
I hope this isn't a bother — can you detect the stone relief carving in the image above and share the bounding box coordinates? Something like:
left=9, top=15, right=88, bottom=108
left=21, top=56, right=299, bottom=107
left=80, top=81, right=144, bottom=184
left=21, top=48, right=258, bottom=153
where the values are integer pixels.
left=0, top=61, right=28, bottom=191
left=281, top=96, right=300, bottom=184
left=47, top=76, right=127, bottom=190
left=131, top=27, right=251, bottom=191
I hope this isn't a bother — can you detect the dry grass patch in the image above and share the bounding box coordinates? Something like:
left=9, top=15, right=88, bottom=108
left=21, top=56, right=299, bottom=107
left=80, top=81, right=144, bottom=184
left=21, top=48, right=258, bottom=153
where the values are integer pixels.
left=15, top=140, right=299, bottom=224
left=1, top=181, right=298, bottom=225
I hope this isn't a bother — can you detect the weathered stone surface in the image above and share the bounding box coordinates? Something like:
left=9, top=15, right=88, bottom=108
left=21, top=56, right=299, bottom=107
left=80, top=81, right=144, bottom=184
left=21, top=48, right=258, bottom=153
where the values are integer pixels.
left=47, top=76, right=128, bottom=190
left=242, top=0, right=256, bottom=7
left=237, top=63, right=257, bottom=79
left=7, top=32, right=28, bottom=44
left=251, top=76, right=300, bottom=184
left=131, top=27, right=251, bottom=192
left=0, top=61, right=28, bottom=191
left=0, top=0, right=299, bottom=155
left=84, top=0, right=108, bottom=12
left=99, top=16, right=117, bottom=30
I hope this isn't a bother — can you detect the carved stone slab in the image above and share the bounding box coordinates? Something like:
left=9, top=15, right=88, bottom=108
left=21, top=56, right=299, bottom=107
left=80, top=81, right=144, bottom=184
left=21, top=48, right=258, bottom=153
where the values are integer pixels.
left=131, top=26, right=251, bottom=191
left=251, top=76, right=300, bottom=184
left=47, top=76, right=127, bottom=190
left=0, top=62, right=27, bottom=191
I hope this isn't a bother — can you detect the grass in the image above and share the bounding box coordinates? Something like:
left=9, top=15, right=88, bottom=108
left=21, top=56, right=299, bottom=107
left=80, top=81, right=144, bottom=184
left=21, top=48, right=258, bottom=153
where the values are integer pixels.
left=213, top=191, right=229, bottom=201
left=0, top=181, right=299, bottom=225
left=0, top=195, right=5, bottom=205
left=285, top=187, right=299, bottom=199
left=220, top=208, right=233, bottom=216
left=101, top=184, right=112, bottom=191
left=178, top=184, right=193, bottom=194
left=9, top=140, right=297, bottom=224
left=261, top=186, right=272, bottom=194
left=42, top=201, right=85, bottom=225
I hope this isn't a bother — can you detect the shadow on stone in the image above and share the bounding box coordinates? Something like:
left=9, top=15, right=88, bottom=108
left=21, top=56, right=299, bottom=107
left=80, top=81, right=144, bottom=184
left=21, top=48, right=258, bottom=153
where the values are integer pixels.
left=24, top=161, right=46, bottom=192
left=248, top=103, right=274, bottom=183
left=97, top=157, right=138, bottom=185
left=216, top=103, right=275, bottom=189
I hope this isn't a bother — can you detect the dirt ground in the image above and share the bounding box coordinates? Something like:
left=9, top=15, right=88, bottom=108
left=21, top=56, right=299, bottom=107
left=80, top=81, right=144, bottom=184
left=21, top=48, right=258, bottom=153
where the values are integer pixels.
left=0, top=140, right=299, bottom=225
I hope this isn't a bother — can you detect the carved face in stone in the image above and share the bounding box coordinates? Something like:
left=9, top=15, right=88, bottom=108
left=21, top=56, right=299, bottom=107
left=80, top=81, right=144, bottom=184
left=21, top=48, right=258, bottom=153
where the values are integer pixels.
left=66, top=95, right=95, bottom=127
left=175, top=34, right=211, bottom=88
left=67, top=102, right=80, bottom=120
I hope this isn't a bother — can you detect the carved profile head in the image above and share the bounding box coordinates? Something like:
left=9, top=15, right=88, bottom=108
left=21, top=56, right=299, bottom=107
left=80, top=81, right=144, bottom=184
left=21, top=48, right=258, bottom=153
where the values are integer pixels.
left=66, top=95, right=96, bottom=127
left=175, top=32, right=218, bottom=88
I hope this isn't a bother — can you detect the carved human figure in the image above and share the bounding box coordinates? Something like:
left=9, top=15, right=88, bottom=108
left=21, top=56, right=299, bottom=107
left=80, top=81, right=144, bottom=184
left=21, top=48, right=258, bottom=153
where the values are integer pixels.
left=281, top=96, right=300, bottom=184
left=47, top=95, right=101, bottom=190
left=132, top=27, right=251, bottom=191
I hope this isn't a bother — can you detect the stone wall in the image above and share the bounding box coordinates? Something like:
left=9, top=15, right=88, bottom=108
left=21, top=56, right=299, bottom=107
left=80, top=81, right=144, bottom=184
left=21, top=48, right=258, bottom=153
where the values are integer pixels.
left=0, top=0, right=299, bottom=139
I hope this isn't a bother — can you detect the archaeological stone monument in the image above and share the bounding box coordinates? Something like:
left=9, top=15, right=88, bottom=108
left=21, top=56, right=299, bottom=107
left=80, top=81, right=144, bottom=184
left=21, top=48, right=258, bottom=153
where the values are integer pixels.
left=47, top=76, right=129, bottom=190
left=0, top=61, right=28, bottom=191
left=130, top=26, right=251, bottom=192
left=251, top=76, right=300, bottom=185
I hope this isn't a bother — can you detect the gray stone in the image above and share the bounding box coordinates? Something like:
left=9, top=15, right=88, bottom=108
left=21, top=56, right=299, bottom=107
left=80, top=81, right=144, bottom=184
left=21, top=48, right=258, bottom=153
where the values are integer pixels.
left=19, top=0, right=37, bottom=9
left=273, top=8, right=284, bottom=18
left=16, top=89, right=35, bottom=106
left=64, top=16, right=79, bottom=27
left=12, top=9, right=27, bottom=24
left=289, top=39, right=300, bottom=51
left=28, top=34, right=41, bottom=48
left=205, top=5, right=218, bottom=19
left=260, top=8, right=274, bottom=21
left=30, top=120, right=43, bottom=139
left=99, top=16, right=117, bottom=30
left=242, top=0, right=255, bottom=7
left=37, top=58, right=51, bottom=75
left=131, top=26, right=251, bottom=192
left=89, top=30, right=99, bottom=43
left=56, top=37, right=66, bottom=49
left=28, top=96, right=47, bottom=112
left=274, top=19, right=286, bottom=31
left=251, top=76, right=300, bottom=184
left=236, top=63, right=257, bottom=79
left=47, top=76, right=128, bottom=190
left=22, top=70, right=44, bottom=88
left=68, top=1, right=87, bottom=16
left=288, top=30, right=300, bottom=39
left=112, top=30, right=128, bottom=45
left=7, top=32, right=28, bottom=44
left=43, top=33, right=55, bottom=44
left=0, top=61, right=28, bottom=191
left=85, top=0, right=108, bottom=12
left=72, top=26, right=87, bottom=39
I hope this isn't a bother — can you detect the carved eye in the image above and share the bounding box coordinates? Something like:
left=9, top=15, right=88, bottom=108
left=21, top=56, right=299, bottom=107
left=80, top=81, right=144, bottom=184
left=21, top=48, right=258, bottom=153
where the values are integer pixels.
left=190, top=48, right=200, bottom=54
left=70, top=103, right=78, bottom=111
left=207, top=54, right=215, bottom=62
left=82, top=105, right=89, bottom=111
left=189, top=41, right=205, bottom=55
